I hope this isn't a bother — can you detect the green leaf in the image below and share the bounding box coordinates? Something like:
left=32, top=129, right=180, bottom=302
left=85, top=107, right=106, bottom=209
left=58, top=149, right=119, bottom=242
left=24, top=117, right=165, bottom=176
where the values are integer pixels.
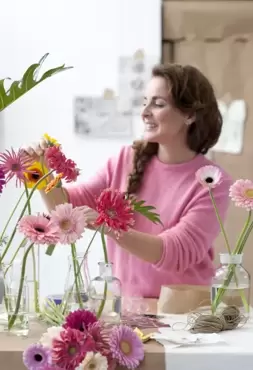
left=0, top=53, right=73, bottom=111
left=45, top=244, right=56, bottom=256
left=131, top=199, right=163, bottom=226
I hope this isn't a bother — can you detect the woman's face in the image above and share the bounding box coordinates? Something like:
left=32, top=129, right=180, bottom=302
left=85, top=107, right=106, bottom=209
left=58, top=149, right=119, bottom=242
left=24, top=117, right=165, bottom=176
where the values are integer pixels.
left=141, top=76, right=189, bottom=145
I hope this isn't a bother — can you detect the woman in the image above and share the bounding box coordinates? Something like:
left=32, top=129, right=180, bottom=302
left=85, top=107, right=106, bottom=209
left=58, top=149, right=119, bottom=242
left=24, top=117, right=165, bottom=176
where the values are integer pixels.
left=24, top=63, right=232, bottom=307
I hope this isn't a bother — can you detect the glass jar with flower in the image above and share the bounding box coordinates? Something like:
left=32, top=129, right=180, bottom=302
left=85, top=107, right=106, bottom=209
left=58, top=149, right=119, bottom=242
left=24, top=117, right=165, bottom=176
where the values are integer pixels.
left=196, top=166, right=252, bottom=316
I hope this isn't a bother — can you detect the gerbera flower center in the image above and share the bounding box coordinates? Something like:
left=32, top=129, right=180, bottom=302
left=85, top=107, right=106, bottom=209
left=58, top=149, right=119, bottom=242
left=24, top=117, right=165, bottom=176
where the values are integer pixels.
left=68, top=346, right=77, bottom=356
left=88, top=363, right=96, bottom=369
left=245, top=189, right=253, bottom=198
left=107, top=209, right=116, bottom=218
left=34, top=226, right=46, bottom=233
left=120, top=340, right=132, bottom=355
left=28, top=171, right=42, bottom=182
left=204, top=177, right=214, bottom=184
left=60, top=219, right=72, bottom=231
left=11, top=163, right=21, bottom=171
left=34, top=354, right=43, bottom=362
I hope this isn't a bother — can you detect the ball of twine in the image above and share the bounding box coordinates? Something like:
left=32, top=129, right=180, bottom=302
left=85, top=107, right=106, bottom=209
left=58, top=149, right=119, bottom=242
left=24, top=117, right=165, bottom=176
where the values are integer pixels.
left=188, top=305, right=247, bottom=334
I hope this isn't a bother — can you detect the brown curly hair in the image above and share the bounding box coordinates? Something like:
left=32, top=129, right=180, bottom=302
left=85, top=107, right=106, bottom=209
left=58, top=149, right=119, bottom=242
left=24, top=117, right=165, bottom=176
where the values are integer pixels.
left=126, top=63, right=222, bottom=195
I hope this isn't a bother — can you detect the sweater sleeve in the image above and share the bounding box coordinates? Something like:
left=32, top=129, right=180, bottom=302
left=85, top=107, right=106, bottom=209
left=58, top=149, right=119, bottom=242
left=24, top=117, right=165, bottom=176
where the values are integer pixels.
left=154, top=181, right=231, bottom=274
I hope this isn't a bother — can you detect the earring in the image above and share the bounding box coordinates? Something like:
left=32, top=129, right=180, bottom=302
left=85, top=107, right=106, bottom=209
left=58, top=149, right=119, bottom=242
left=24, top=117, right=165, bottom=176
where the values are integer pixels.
left=185, top=119, right=192, bottom=126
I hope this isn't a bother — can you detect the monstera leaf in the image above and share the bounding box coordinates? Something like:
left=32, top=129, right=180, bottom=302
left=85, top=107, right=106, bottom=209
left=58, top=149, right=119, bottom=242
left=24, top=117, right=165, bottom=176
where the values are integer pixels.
left=0, top=53, right=73, bottom=111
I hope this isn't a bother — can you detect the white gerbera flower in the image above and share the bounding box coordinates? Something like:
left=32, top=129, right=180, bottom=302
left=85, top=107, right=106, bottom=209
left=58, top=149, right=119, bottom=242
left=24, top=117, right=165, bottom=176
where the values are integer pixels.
left=76, top=351, right=108, bottom=370
left=195, top=165, right=222, bottom=188
left=40, top=326, right=64, bottom=349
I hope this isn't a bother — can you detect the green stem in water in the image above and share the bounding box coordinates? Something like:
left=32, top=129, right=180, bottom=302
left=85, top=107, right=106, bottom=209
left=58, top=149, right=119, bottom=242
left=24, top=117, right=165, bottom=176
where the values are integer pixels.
left=24, top=182, right=40, bottom=314
left=0, top=170, right=54, bottom=263
left=8, top=243, right=34, bottom=330
left=71, top=243, right=83, bottom=309
left=96, top=225, right=108, bottom=319
left=209, top=188, right=232, bottom=254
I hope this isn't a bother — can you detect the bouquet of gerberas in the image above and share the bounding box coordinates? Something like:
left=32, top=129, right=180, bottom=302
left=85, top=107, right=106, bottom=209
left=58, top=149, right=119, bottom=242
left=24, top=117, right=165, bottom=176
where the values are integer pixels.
left=23, top=308, right=145, bottom=370
left=196, top=165, right=252, bottom=314
left=0, top=132, right=161, bottom=331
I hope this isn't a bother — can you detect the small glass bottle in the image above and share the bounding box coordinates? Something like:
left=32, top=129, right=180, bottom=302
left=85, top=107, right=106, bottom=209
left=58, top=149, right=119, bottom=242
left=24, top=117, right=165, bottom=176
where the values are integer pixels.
left=211, top=253, right=250, bottom=316
left=64, top=253, right=91, bottom=311
left=89, top=262, right=122, bottom=323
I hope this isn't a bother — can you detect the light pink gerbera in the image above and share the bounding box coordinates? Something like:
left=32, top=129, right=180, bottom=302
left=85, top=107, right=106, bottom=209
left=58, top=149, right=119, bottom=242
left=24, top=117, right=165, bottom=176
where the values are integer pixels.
left=229, top=179, right=253, bottom=210
left=51, top=327, right=95, bottom=370
left=50, top=203, right=87, bottom=244
left=18, top=214, right=61, bottom=245
left=110, top=325, right=144, bottom=369
left=95, top=189, right=135, bottom=236
left=0, top=148, right=34, bottom=187
left=195, top=165, right=222, bottom=189
left=45, top=146, right=80, bottom=183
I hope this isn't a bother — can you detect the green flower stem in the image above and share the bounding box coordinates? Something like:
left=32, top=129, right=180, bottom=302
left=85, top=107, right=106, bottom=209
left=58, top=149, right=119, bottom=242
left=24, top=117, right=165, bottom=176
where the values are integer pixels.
left=62, top=229, right=100, bottom=315
left=0, top=190, right=25, bottom=253
left=24, top=182, right=40, bottom=314
left=8, top=243, right=34, bottom=330
left=71, top=243, right=83, bottom=308
left=0, top=170, right=54, bottom=263
left=3, top=238, right=28, bottom=278
left=234, top=211, right=252, bottom=254
left=96, top=225, right=108, bottom=319
left=209, top=189, right=232, bottom=254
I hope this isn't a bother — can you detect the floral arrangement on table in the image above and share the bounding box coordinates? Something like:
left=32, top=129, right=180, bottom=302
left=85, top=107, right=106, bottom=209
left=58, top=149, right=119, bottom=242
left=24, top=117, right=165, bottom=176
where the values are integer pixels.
left=196, top=165, right=252, bottom=313
left=23, top=307, right=145, bottom=370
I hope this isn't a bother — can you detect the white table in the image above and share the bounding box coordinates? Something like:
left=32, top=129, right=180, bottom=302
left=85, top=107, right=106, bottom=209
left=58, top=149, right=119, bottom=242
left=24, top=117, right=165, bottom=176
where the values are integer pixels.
left=157, top=312, right=253, bottom=370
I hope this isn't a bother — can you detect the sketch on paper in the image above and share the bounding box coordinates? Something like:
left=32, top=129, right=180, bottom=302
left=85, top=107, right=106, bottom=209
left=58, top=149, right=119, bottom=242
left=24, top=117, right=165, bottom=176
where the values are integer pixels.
left=117, top=49, right=159, bottom=115
left=212, top=99, right=246, bottom=155
left=74, top=89, right=133, bottom=139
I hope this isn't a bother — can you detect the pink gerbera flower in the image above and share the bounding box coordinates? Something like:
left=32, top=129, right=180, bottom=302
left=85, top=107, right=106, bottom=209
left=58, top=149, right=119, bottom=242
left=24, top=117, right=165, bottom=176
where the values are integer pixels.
left=0, top=148, right=34, bottom=187
left=23, top=343, right=52, bottom=369
left=45, top=146, right=80, bottom=183
left=229, top=179, right=253, bottom=210
left=18, top=214, right=61, bottom=245
left=110, top=325, right=144, bottom=369
left=51, top=327, right=95, bottom=370
left=63, top=309, right=98, bottom=332
left=95, top=189, right=135, bottom=236
left=50, top=203, right=87, bottom=244
left=195, top=165, right=222, bottom=189
left=0, top=167, right=6, bottom=194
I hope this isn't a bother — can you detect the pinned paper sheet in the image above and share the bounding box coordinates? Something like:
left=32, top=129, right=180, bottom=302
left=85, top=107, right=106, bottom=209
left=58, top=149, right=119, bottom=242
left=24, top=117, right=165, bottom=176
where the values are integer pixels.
left=212, top=99, right=247, bottom=155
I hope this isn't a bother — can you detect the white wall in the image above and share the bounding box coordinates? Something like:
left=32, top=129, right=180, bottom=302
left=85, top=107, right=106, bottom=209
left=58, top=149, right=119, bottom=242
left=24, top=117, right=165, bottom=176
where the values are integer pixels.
left=0, top=0, right=161, bottom=298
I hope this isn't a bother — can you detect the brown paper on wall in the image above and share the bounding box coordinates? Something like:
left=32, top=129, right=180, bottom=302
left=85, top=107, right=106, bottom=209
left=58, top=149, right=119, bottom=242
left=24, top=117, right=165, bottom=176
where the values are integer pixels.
left=163, top=1, right=253, bottom=40
left=169, top=37, right=253, bottom=300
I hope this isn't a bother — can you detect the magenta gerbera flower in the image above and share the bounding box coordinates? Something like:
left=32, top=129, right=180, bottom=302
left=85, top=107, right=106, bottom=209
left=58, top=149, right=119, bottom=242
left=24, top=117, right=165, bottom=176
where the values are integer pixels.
left=63, top=309, right=98, bottom=332
left=52, top=327, right=95, bottom=370
left=23, top=343, right=52, bottom=369
left=44, top=146, right=80, bottom=183
left=0, top=167, right=6, bottom=194
left=0, top=148, right=33, bottom=187
left=18, top=214, right=61, bottom=245
left=229, top=179, right=253, bottom=210
left=110, top=325, right=144, bottom=369
left=50, top=203, right=87, bottom=244
left=95, top=188, right=135, bottom=236
left=195, top=165, right=222, bottom=189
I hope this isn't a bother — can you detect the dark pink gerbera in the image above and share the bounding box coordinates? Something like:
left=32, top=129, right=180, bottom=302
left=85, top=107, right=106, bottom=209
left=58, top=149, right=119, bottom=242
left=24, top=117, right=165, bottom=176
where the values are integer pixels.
left=44, top=146, right=80, bottom=183
left=51, top=327, right=95, bottom=370
left=0, top=148, right=34, bottom=187
left=63, top=309, right=98, bottom=332
left=0, top=167, right=6, bottom=194
left=95, top=188, right=135, bottom=236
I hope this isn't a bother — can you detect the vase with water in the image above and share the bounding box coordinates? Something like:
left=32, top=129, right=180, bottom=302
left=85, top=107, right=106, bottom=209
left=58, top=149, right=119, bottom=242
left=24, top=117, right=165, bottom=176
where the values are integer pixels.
left=211, top=253, right=250, bottom=316
left=88, top=262, right=122, bottom=323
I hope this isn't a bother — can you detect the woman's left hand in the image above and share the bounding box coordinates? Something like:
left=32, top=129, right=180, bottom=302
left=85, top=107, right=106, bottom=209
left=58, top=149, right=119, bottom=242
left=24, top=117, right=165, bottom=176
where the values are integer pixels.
left=82, top=206, right=99, bottom=230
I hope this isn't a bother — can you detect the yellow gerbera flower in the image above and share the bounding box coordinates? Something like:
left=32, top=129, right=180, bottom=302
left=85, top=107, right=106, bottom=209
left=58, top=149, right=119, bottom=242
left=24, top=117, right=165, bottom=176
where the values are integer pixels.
left=43, top=133, right=60, bottom=147
left=24, top=161, right=49, bottom=190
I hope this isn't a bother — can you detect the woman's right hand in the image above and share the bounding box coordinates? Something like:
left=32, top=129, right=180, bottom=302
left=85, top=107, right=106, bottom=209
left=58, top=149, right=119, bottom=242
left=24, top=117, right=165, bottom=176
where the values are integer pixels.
left=22, top=137, right=49, bottom=160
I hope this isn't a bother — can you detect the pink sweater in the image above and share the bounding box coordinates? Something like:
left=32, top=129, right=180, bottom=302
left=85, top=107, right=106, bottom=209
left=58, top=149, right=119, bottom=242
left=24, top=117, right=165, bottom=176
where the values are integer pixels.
left=66, top=146, right=232, bottom=298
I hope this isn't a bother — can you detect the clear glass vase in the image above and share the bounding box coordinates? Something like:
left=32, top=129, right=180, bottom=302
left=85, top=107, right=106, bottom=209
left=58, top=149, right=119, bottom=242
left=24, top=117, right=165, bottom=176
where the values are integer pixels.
left=63, top=253, right=91, bottom=312
left=25, top=245, right=40, bottom=318
left=89, top=262, right=122, bottom=323
left=211, top=253, right=250, bottom=316
left=0, top=260, right=29, bottom=336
